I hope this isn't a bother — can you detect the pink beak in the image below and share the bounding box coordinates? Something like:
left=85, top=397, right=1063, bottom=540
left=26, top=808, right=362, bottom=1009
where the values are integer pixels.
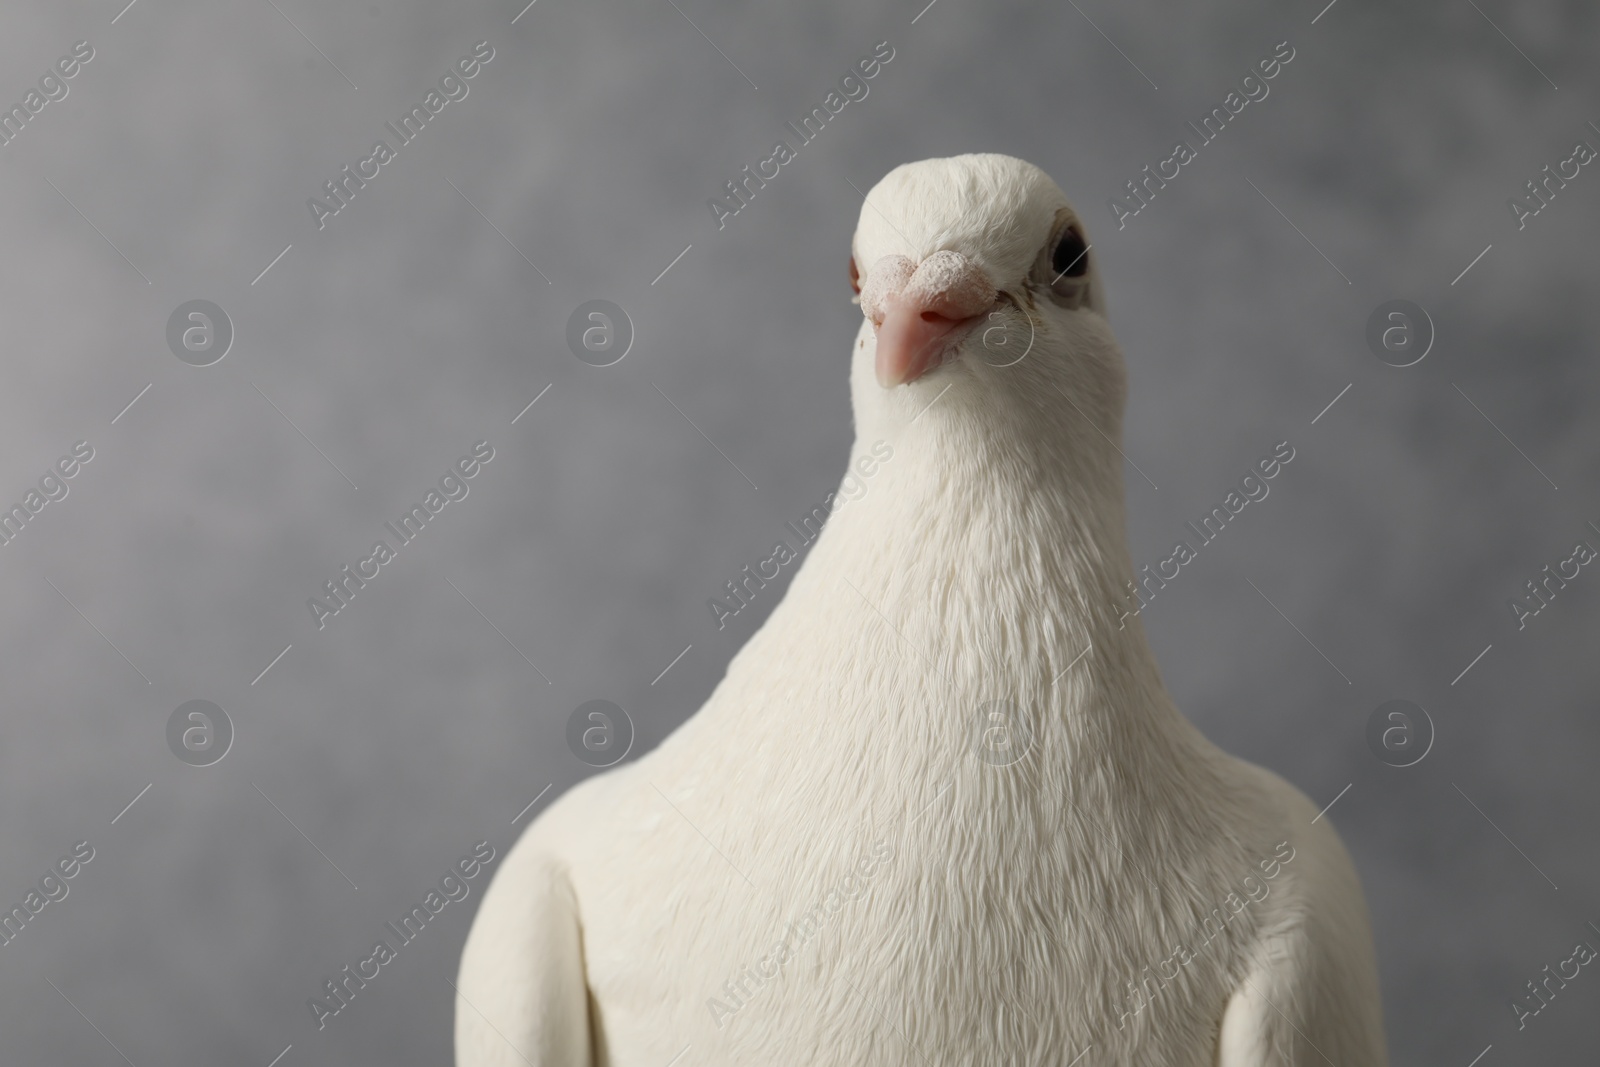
left=863, top=251, right=997, bottom=388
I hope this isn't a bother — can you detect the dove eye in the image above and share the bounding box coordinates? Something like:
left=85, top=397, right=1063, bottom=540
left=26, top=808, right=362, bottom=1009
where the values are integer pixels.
left=1035, top=221, right=1093, bottom=310
left=1051, top=229, right=1089, bottom=279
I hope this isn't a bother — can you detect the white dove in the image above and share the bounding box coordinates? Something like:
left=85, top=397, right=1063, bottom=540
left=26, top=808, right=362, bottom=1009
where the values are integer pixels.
left=456, top=153, right=1388, bottom=1067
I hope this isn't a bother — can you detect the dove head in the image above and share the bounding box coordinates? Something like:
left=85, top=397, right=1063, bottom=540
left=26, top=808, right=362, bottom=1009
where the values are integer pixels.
left=848, top=155, right=1124, bottom=456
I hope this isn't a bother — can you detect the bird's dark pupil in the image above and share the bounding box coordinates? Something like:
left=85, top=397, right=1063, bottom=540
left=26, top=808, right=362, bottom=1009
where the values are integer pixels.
left=1052, top=231, right=1088, bottom=277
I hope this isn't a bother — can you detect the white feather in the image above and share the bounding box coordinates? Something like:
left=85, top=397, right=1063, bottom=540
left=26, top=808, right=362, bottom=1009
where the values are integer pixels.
left=457, top=154, right=1387, bottom=1067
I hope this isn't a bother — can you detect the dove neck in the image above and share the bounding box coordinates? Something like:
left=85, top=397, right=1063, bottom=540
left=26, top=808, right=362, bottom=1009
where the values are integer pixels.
left=796, top=427, right=1191, bottom=746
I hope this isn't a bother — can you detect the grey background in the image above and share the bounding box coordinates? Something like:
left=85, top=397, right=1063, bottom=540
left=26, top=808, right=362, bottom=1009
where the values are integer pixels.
left=0, top=0, right=1595, bottom=1063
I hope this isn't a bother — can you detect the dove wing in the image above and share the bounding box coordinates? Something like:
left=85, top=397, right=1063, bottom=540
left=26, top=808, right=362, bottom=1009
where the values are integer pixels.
left=455, top=842, right=592, bottom=1067
left=1215, top=783, right=1387, bottom=1067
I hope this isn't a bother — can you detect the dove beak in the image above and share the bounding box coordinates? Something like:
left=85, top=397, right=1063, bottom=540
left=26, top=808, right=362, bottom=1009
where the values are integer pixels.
left=873, top=297, right=986, bottom=389
left=864, top=251, right=998, bottom=388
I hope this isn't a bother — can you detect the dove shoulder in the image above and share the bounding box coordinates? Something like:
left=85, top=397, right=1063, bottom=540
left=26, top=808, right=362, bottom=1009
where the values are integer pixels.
left=454, top=774, right=617, bottom=1067
left=1216, top=761, right=1388, bottom=1067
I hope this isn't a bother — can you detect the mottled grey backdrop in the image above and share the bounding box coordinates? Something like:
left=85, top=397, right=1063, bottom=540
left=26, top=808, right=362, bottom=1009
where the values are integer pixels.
left=0, top=0, right=1595, bottom=1063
